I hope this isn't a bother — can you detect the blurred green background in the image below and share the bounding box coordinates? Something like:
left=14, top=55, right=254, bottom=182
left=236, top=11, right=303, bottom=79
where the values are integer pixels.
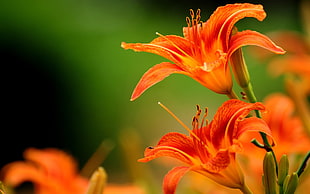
left=0, top=0, right=304, bottom=189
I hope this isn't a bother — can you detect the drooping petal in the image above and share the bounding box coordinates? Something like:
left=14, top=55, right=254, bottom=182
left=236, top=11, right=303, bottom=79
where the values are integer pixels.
left=138, top=132, right=198, bottom=165
left=236, top=117, right=274, bottom=145
left=163, top=166, right=190, bottom=194
left=228, top=30, right=286, bottom=57
left=203, top=3, right=266, bottom=49
left=131, top=62, right=189, bottom=101
left=236, top=117, right=277, bottom=148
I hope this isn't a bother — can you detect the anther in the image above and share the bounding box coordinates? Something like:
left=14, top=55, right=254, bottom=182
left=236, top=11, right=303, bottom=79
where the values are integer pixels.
left=241, top=91, right=247, bottom=100
left=190, top=9, right=195, bottom=19
left=186, top=17, right=191, bottom=27
left=196, top=9, right=201, bottom=21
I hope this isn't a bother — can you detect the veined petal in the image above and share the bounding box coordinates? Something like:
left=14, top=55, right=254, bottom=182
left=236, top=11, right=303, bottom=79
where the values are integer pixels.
left=163, top=166, right=190, bottom=194
left=131, top=62, right=189, bottom=101
left=209, top=100, right=266, bottom=149
left=228, top=30, right=286, bottom=57
left=202, top=150, right=230, bottom=173
left=138, top=132, right=198, bottom=165
left=198, top=152, right=245, bottom=189
left=204, top=3, right=266, bottom=49
left=121, top=35, right=191, bottom=64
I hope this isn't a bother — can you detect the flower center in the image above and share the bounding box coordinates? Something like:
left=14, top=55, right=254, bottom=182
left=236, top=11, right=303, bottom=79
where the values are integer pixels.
left=201, top=50, right=227, bottom=72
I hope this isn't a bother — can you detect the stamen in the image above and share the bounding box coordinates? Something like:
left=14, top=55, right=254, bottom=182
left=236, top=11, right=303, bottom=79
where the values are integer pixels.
left=158, top=102, right=201, bottom=141
left=196, top=105, right=202, bottom=116
left=190, top=9, right=195, bottom=20
left=196, top=9, right=201, bottom=23
left=200, top=107, right=209, bottom=129
left=186, top=17, right=191, bottom=27
left=241, top=91, right=247, bottom=100
left=155, top=32, right=193, bottom=60
left=192, top=105, right=202, bottom=129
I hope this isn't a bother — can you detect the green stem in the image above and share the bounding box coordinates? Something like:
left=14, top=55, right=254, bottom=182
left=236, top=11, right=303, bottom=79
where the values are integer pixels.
left=242, top=82, right=257, bottom=103
left=242, top=82, right=278, bottom=173
left=296, top=151, right=310, bottom=177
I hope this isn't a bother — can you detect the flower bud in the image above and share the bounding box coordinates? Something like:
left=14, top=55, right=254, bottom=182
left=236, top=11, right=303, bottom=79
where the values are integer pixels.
left=263, top=152, right=278, bottom=194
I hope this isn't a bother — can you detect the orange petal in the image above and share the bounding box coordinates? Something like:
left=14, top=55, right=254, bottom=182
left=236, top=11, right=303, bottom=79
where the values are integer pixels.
left=163, top=166, right=189, bottom=194
left=236, top=117, right=272, bottom=138
left=121, top=35, right=190, bottom=64
left=204, top=3, right=266, bottom=47
left=268, top=55, right=310, bottom=77
left=138, top=132, right=198, bottom=165
left=1, top=162, right=44, bottom=186
left=209, top=100, right=266, bottom=149
left=228, top=30, right=285, bottom=57
left=24, top=148, right=79, bottom=179
left=237, top=117, right=274, bottom=146
left=203, top=150, right=230, bottom=173
left=131, top=62, right=188, bottom=101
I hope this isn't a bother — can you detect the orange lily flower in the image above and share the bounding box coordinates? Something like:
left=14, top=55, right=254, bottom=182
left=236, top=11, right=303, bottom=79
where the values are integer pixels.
left=1, top=148, right=147, bottom=194
left=122, top=3, right=285, bottom=100
left=262, top=94, right=310, bottom=157
left=1, top=148, right=88, bottom=194
left=138, top=99, right=272, bottom=194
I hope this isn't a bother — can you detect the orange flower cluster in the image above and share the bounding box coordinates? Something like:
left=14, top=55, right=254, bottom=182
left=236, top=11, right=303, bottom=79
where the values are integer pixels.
left=121, top=2, right=309, bottom=194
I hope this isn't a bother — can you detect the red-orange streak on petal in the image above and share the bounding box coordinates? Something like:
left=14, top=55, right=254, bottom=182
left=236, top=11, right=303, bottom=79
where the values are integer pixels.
left=130, top=62, right=188, bottom=101
left=203, top=150, right=230, bottom=173
left=138, top=132, right=198, bottom=165
left=228, top=30, right=286, bottom=57
left=163, top=166, right=190, bottom=194
left=203, top=3, right=266, bottom=49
